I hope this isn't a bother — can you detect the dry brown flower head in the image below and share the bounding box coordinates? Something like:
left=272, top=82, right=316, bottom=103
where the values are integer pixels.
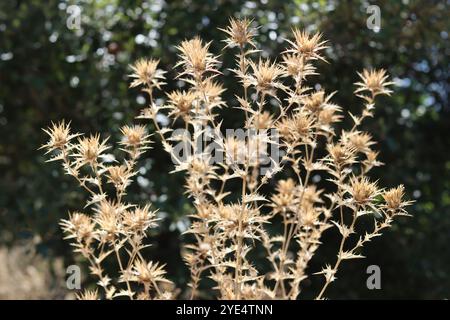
left=175, top=37, right=220, bottom=80
left=247, top=58, right=285, bottom=97
left=286, top=28, right=328, bottom=61
left=349, top=176, right=379, bottom=205
left=129, top=58, right=165, bottom=91
left=220, top=17, right=257, bottom=48
left=355, top=69, right=394, bottom=97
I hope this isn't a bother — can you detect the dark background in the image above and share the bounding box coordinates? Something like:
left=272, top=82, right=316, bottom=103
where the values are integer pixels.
left=0, top=0, right=448, bottom=299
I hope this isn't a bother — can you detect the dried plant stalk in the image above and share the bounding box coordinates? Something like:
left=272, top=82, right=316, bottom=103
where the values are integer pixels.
left=41, top=121, right=174, bottom=300
left=42, top=18, right=412, bottom=300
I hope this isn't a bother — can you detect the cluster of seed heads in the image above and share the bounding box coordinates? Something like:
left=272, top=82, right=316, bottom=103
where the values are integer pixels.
left=42, top=18, right=411, bottom=300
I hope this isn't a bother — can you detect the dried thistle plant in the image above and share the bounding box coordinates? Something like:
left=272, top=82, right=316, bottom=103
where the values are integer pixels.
left=41, top=121, right=174, bottom=300
left=43, top=17, right=412, bottom=300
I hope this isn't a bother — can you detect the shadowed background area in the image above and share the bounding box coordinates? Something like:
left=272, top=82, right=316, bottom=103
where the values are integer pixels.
left=0, top=0, right=448, bottom=299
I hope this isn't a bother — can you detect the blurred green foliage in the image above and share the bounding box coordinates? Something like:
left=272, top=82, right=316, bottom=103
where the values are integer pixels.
left=0, top=0, right=448, bottom=299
